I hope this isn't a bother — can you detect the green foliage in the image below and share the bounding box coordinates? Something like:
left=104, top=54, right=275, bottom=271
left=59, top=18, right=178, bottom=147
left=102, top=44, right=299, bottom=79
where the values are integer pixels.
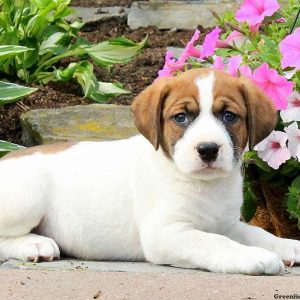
left=242, top=181, right=257, bottom=222
left=287, top=176, right=300, bottom=229
left=0, top=140, right=25, bottom=158
left=0, top=0, right=146, bottom=102
left=0, top=81, right=37, bottom=105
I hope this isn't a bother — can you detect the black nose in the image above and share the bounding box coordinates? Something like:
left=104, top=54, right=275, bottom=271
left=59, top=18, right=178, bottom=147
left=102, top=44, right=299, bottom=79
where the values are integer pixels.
left=197, top=143, right=220, bottom=163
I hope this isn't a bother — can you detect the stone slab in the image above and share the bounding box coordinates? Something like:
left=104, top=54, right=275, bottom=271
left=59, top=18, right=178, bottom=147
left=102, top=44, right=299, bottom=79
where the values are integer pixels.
left=1, top=259, right=206, bottom=274
left=128, top=1, right=237, bottom=30
left=68, top=6, right=129, bottom=24
left=1, top=259, right=300, bottom=276
left=20, top=104, right=138, bottom=146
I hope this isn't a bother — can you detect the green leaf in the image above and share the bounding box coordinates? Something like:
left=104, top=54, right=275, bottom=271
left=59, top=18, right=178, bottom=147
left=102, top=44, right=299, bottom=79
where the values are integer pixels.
left=257, top=36, right=281, bottom=68
left=85, top=36, right=147, bottom=67
left=39, top=32, right=71, bottom=55
left=0, top=45, right=33, bottom=61
left=0, top=140, right=25, bottom=157
left=0, top=81, right=37, bottom=105
left=291, top=176, right=300, bottom=194
left=90, top=82, right=130, bottom=103
left=242, top=183, right=257, bottom=222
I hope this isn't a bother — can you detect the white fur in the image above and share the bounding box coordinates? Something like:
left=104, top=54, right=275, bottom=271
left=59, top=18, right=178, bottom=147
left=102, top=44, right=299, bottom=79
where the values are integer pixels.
left=1, top=72, right=300, bottom=275
left=174, top=74, right=234, bottom=179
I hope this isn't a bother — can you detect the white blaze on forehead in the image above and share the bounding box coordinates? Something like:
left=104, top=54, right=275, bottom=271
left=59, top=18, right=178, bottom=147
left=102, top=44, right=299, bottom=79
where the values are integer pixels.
left=195, top=72, right=215, bottom=115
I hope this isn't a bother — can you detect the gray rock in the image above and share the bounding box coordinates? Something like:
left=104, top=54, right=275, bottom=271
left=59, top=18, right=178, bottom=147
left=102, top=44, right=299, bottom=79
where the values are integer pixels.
left=128, top=1, right=237, bottom=29
left=68, top=6, right=129, bottom=24
left=1, top=259, right=300, bottom=276
left=0, top=259, right=206, bottom=274
left=20, top=104, right=138, bottom=146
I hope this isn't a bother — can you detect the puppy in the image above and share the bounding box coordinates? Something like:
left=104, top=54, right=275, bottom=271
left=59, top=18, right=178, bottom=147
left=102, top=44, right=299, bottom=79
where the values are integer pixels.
left=0, top=68, right=299, bottom=275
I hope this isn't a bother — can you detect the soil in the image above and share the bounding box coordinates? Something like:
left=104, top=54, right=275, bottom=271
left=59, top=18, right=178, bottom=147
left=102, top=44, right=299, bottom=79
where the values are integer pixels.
left=0, top=1, right=204, bottom=145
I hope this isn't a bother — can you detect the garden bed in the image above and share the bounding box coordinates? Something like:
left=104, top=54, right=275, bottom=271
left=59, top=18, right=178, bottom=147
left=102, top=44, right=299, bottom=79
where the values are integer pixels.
left=0, top=2, right=199, bottom=145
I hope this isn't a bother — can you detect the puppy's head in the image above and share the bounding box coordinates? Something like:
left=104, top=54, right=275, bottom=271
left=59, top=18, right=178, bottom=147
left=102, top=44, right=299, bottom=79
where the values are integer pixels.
left=131, top=68, right=277, bottom=180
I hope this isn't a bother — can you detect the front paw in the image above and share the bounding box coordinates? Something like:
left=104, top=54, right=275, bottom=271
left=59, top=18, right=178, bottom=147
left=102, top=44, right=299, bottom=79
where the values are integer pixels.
left=230, top=246, right=284, bottom=275
left=271, top=238, right=300, bottom=266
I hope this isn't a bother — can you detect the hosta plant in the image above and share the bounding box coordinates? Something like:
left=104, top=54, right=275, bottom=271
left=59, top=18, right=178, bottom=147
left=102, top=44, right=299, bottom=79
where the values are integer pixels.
left=0, top=0, right=146, bottom=102
left=0, top=80, right=36, bottom=156
left=158, top=0, right=300, bottom=236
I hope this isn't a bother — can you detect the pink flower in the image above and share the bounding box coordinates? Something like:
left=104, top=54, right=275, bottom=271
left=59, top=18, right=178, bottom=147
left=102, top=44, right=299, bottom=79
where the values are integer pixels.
left=279, top=27, right=300, bottom=70
left=180, top=29, right=201, bottom=60
left=158, top=30, right=201, bottom=78
left=215, top=40, right=232, bottom=49
left=280, top=91, right=300, bottom=122
left=200, top=27, right=221, bottom=59
left=235, top=0, right=280, bottom=27
left=225, top=31, right=247, bottom=47
left=227, top=56, right=243, bottom=76
left=239, top=64, right=252, bottom=77
left=254, top=131, right=291, bottom=169
left=158, top=51, right=185, bottom=78
left=276, top=17, right=285, bottom=23
left=285, top=122, right=300, bottom=160
left=252, top=63, right=294, bottom=110
left=213, top=56, right=225, bottom=71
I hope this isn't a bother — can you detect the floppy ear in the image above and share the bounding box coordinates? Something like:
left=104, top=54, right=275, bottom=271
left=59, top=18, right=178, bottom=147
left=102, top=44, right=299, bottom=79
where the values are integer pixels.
left=131, top=77, right=171, bottom=150
left=240, top=76, right=278, bottom=150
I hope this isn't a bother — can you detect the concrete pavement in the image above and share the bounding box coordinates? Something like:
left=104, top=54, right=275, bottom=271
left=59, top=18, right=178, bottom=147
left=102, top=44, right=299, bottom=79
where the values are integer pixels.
left=1, top=260, right=300, bottom=299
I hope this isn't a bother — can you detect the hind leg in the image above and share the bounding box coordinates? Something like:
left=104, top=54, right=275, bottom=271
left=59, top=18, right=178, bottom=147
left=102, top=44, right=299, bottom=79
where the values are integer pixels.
left=0, top=159, right=60, bottom=262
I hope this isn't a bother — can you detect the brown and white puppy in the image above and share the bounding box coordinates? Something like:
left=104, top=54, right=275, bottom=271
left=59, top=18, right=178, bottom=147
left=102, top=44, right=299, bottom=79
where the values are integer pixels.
left=0, top=68, right=299, bottom=275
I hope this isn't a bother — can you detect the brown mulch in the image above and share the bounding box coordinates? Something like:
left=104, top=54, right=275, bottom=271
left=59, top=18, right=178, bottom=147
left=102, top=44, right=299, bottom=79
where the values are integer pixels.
left=0, top=4, right=205, bottom=145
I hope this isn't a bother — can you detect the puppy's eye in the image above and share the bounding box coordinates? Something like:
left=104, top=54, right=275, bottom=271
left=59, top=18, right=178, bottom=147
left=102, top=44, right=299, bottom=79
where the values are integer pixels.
left=222, top=111, right=238, bottom=124
left=173, top=112, right=188, bottom=125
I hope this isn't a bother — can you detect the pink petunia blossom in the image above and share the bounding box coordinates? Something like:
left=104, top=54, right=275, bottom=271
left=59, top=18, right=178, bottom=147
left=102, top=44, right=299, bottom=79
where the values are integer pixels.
left=280, top=91, right=300, bottom=122
left=279, top=27, right=300, bottom=70
left=254, top=131, right=291, bottom=169
left=225, top=31, right=247, bottom=47
left=158, top=51, right=185, bottom=78
left=227, top=56, right=243, bottom=76
left=239, top=64, right=252, bottom=77
left=276, top=17, right=285, bottom=23
left=252, top=63, right=294, bottom=110
left=212, top=56, right=225, bottom=71
left=285, top=122, right=300, bottom=160
left=158, top=30, right=202, bottom=78
left=200, top=27, right=221, bottom=59
left=180, top=29, right=201, bottom=60
left=215, top=40, right=232, bottom=49
left=235, top=0, right=280, bottom=27
left=212, top=55, right=252, bottom=78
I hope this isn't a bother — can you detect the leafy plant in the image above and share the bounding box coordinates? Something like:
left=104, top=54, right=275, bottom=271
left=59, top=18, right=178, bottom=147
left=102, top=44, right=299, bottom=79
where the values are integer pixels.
left=0, top=0, right=146, bottom=102
left=0, top=79, right=36, bottom=156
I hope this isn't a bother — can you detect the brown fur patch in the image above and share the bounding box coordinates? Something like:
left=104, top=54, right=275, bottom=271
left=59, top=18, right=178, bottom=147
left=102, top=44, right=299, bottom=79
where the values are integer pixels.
left=1, top=142, right=77, bottom=161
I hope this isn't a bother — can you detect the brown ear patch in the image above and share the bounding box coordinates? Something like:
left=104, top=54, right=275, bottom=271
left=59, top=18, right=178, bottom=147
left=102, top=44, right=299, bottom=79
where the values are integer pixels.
left=1, top=142, right=77, bottom=161
left=131, top=77, right=171, bottom=150
left=239, top=76, right=278, bottom=150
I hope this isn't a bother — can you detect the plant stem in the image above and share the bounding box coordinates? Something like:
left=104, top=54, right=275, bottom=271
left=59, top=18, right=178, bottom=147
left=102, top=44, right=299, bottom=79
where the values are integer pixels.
left=290, top=7, right=300, bottom=34
left=31, top=49, right=82, bottom=81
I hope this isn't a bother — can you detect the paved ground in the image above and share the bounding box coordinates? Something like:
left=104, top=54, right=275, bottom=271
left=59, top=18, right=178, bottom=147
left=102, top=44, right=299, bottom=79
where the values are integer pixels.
left=1, top=260, right=300, bottom=299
